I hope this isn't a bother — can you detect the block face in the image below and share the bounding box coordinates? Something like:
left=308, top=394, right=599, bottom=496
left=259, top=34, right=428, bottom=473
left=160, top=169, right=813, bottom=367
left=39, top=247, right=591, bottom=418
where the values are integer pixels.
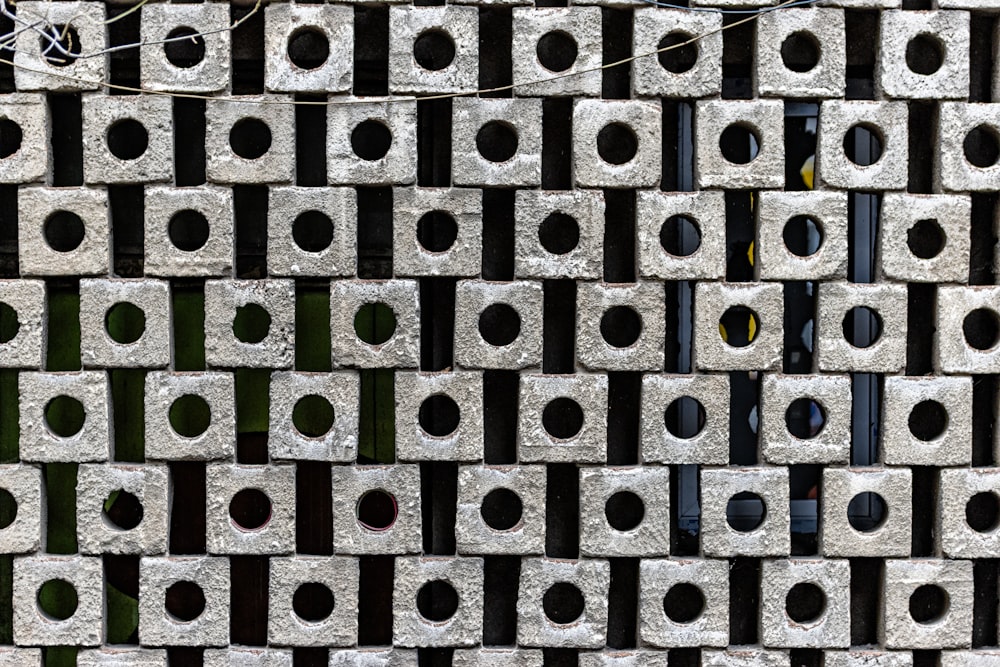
left=515, top=189, right=605, bottom=280
left=13, top=3, right=105, bottom=91
left=632, top=9, right=722, bottom=98
left=517, top=374, right=608, bottom=463
left=700, top=467, right=791, bottom=557
left=267, top=187, right=357, bottom=277
left=327, top=99, right=418, bottom=186
left=205, top=464, right=296, bottom=555
left=938, top=103, right=1000, bottom=192
left=878, top=194, right=971, bottom=283
left=264, top=5, right=354, bottom=93
left=696, top=99, right=785, bottom=189
left=139, top=556, right=231, bottom=647
left=882, top=559, right=973, bottom=649
left=757, top=9, right=846, bottom=98
left=0, top=465, right=42, bottom=553
left=143, top=186, right=234, bottom=277
left=393, top=556, right=484, bottom=647
left=881, top=376, right=972, bottom=466
left=760, top=374, right=852, bottom=465
left=639, top=558, right=729, bottom=648
left=454, top=280, right=543, bottom=370
left=331, top=280, right=421, bottom=368
left=940, top=468, right=1000, bottom=558
left=0, top=94, right=48, bottom=183
left=388, top=7, right=479, bottom=95
left=144, top=372, right=236, bottom=461
left=636, top=191, right=726, bottom=281
left=937, top=286, right=1000, bottom=373
left=18, top=187, right=109, bottom=277
left=77, top=649, right=168, bottom=666
left=139, top=3, right=231, bottom=92
left=76, top=464, right=169, bottom=555
left=815, top=282, right=907, bottom=373
left=204, top=279, right=296, bottom=369
left=878, top=11, right=970, bottom=100
left=579, top=466, right=670, bottom=557
left=393, top=187, right=482, bottom=278
left=454, top=465, right=546, bottom=555
left=13, top=556, right=104, bottom=646
left=821, top=467, right=912, bottom=557
left=205, top=98, right=295, bottom=184
left=268, top=371, right=360, bottom=462
left=0, top=280, right=46, bottom=368
left=576, top=282, right=665, bottom=371
left=760, top=558, right=851, bottom=648
left=640, top=374, right=730, bottom=465
left=395, top=371, right=483, bottom=461
left=19, top=371, right=110, bottom=462
left=573, top=100, right=662, bottom=188
left=203, top=649, right=292, bottom=667
left=452, top=98, right=542, bottom=187
left=511, top=8, right=602, bottom=97
left=81, top=94, right=173, bottom=184
left=267, top=557, right=359, bottom=646
left=516, top=558, right=611, bottom=648
left=694, top=282, right=784, bottom=371
left=79, top=279, right=171, bottom=368
left=818, top=101, right=908, bottom=190
left=756, top=190, right=849, bottom=281
left=331, top=465, right=422, bottom=554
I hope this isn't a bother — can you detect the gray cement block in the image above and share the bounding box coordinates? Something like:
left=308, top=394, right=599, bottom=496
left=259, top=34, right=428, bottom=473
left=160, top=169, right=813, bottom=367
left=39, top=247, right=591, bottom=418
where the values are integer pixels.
left=760, top=374, right=852, bottom=465
left=882, top=558, right=973, bottom=649
left=938, top=102, right=1000, bottom=193
left=882, top=376, right=972, bottom=466
left=330, top=280, right=420, bottom=368
left=269, top=371, right=360, bottom=462
left=454, top=280, right=543, bottom=370
left=78, top=649, right=167, bottom=666
left=636, top=190, right=726, bottom=281
left=818, top=101, right=908, bottom=190
left=204, top=649, right=292, bottom=667
left=573, top=99, right=662, bottom=188
left=13, top=555, right=103, bottom=646
left=393, top=556, right=484, bottom=647
left=453, top=649, right=543, bottom=666
left=0, top=94, right=47, bottom=183
left=393, top=187, right=482, bottom=278
left=18, top=187, right=109, bottom=277
left=639, top=558, right=729, bottom=648
left=821, top=467, right=912, bottom=557
left=695, top=99, right=785, bottom=189
left=206, top=464, right=296, bottom=555
left=205, top=97, right=295, bottom=184
left=823, top=651, right=914, bottom=667
left=388, top=7, right=479, bottom=95
left=19, top=371, right=109, bottom=462
left=515, top=189, right=605, bottom=280
left=702, top=649, right=790, bottom=666
left=79, top=278, right=171, bottom=369
left=701, top=467, right=791, bottom=557
left=76, top=463, right=169, bottom=555
left=144, top=371, right=236, bottom=461
left=632, top=9, right=722, bottom=98
left=579, top=466, right=670, bottom=557
left=452, top=98, right=542, bottom=187
left=139, top=3, right=231, bottom=93
left=13, top=2, right=105, bottom=91
left=0, top=279, right=46, bottom=368
left=331, top=465, right=422, bottom=554
left=879, top=11, right=969, bottom=100
left=0, top=464, right=42, bottom=554
left=578, top=651, right=670, bottom=666
left=511, top=7, right=602, bottom=97
left=940, top=468, right=1000, bottom=558
left=395, top=371, right=483, bottom=461
left=518, top=373, right=608, bottom=463
left=937, top=286, right=1000, bottom=373
left=81, top=94, right=172, bottom=184
left=756, top=190, right=849, bottom=281
left=328, top=649, right=418, bottom=666
left=327, top=98, right=417, bottom=186
left=516, top=558, right=611, bottom=648
left=264, top=5, right=354, bottom=93
left=815, top=282, right=907, bottom=373
left=0, top=648, right=41, bottom=666
left=757, top=9, right=846, bottom=98
left=455, top=464, right=546, bottom=555
left=204, top=279, right=296, bottom=369
left=878, top=194, right=971, bottom=283
left=760, top=558, right=851, bottom=648
left=144, top=186, right=234, bottom=278
left=577, top=282, right=665, bottom=371
left=267, top=556, right=359, bottom=647
left=139, top=556, right=230, bottom=647
left=694, top=282, right=784, bottom=371
left=941, top=650, right=1000, bottom=666
left=640, top=373, right=730, bottom=465
left=267, top=187, right=357, bottom=278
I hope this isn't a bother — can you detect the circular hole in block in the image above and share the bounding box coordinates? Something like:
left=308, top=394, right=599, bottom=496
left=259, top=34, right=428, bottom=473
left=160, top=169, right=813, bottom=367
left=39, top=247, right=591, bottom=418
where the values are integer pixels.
left=605, top=491, right=644, bottom=531
left=417, top=211, right=458, bottom=253
left=786, top=582, right=826, bottom=623
left=233, top=303, right=271, bottom=344
left=293, top=583, right=335, bottom=622
left=416, top=579, right=459, bottom=622
left=292, top=394, right=335, bottom=438
left=841, top=306, right=882, bottom=348
left=105, top=302, right=146, bottom=345
left=966, top=491, right=1000, bottom=533
left=480, top=487, right=522, bottom=531
left=107, top=119, right=148, bottom=161
left=963, top=308, right=1000, bottom=351
left=783, top=215, right=823, bottom=258
left=418, top=394, right=460, bottom=438
left=657, top=32, right=697, bottom=74
left=229, top=488, right=272, bottom=531
left=542, top=397, right=584, bottom=440
left=964, top=125, right=1000, bottom=169
left=660, top=215, right=701, bottom=257
left=354, top=302, right=397, bottom=345
left=165, top=581, right=205, bottom=622
left=37, top=579, right=78, bottom=621
left=229, top=118, right=272, bottom=160
left=663, top=583, right=704, bottom=623
left=726, top=491, right=766, bottom=532
left=907, top=219, right=944, bottom=260
left=597, top=123, right=638, bottom=166
left=544, top=582, right=585, bottom=624
left=102, top=489, right=144, bottom=531
left=600, top=306, right=641, bottom=348
left=538, top=212, right=579, bottom=255
left=168, top=394, right=211, bottom=438
left=785, top=397, right=825, bottom=439
left=351, top=120, right=392, bottom=161
left=45, top=395, right=85, bottom=438
left=843, top=124, right=883, bottom=166
left=41, top=25, right=80, bottom=67
left=0, top=302, right=20, bottom=344
left=168, top=209, right=210, bottom=252
left=536, top=31, right=577, bottom=73
left=288, top=27, right=329, bottom=71
left=44, top=210, right=85, bottom=253
left=292, top=210, right=334, bottom=253
left=0, top=119, right=22, bottom=158
left=164, top=27, right=206, bottom=68
left=905, top=34, right=944, bottom=76
left=719, top=306, right=760, bottom=348
left=478, top=303, right=521, bottom=347
left=908, top=400, right=948, bottom=442
left=0, top=488, right=17, bottom=529
left=476, top=121, right=518, bottom=163
left=780, top=31, right=820, bottom=73
left=719, top=124, right=760, bottom=165
left=414, top=30, right=455, bottom=71
left=664, top=396, right=706, bottom=439
left=909, top=584, right=949, bottom=624
left=847, top=491, right=888, bottom=532
left=357, top=489, right=398, bottom=531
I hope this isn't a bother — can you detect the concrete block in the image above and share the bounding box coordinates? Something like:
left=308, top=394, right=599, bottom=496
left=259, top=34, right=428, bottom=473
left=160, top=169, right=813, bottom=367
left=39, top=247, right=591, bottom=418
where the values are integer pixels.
left=0, top=94, right=47, bottom=183
left=139, top=3, right=231, bottom=93
left=455, top=464, right=546, bottom=555
left=204, top=279, right=296, bottom=369
left=814, top=0, right=900, bottom=7
left=639, top=558, right=729, bottom=648
left=821, top=467, right=912, bottom=557
left=331, top=465, right=422, bottom=554
left=268, top=371, right=360, bottom=462
left=636, top=190, right=726, bottom=281
left=694, top=282, right=784, bottom=371
left=144, top=186, right=234, bottom=278
left=395, top=371, right=483, bottom=462
left=695, top=99, right=785, bottom=189
left=328, top=649, right=418, bottom=666
left=515, top=189, right=605, bottom=280
left=883, top=559, right=973, bottom=649
left=81, top=94, right=172, bottom=183
left=264, top=4, right=353, bottom=93
left=0, top=464, right=42, bottom=554
left=760, top=374, right=852, bottom=465
left=330, top=280, right=420, bottom=368
left=0, top=279, right=45, bottom=368
left=0, top=648, right=41, bottom=666
left=205, top=97, right=295, bottom=184
left=19, top=371, right=109, bottom=462
left=756, top=190, right=849, bottom=281
left=393, top=556, right=484, bottom=647
left=267, top=556, right=359, bottom=647
left=939, top=103, right=1000, bottom=193
left=879, top=11, right=969, bottom=100
left=823, top=651, right=914, bottom=667
left=13, top=2, right=105, bottom=91
left=940, top=468, right=1000, bottom=558
left=18, top=187, right=109, bottom=277
left=204, top=649, right=292, bottom=667
left=454, top=280, right=543, bottom=370
left=818, top=101, right=908, bottom=190
left=757, top=9, right=846, bottom=98
left=573, top=99, right=661, bottom=188
left=327, top=98, right=417, bottom=186
left=518, top=374, right=608, bottom=463
left=579, top=466, right=670, bottom=557
left=206, top=464, right=296, bottom=555
left=453, top=649, right=543, bottom=666
left=701, top=467, right=791, bottom=557
left=144, top=371, right=235, bottom=461
left=139, top=556, right=230, bottom=647
left=941, top=650, right=1000, bottom=666
left=13, top=555, right=103, bottom=646
left=882, top=376, right=972, bottom=466
left=577, top=651, right=670, bottom=666
left=79, top=278, right=171, bottom=369
left=760, top=558, right=851, bottom=648
left=511, top=7, right=602, bottom=97
left=702, top=649, right=790, bottom=666
left=640, top=373, right=729, bottom=465
left=267, top=187, right=357, bottom=278
left=452, top=98, right=542, bottom=187
left=577, top=282, right=665, bottom=371
left=393, top=187, right=482, bottom=278
left=815, top=282, right=907, bottom=373
left=878, top=194, right=971, bottom=283
left=76, top=463, right=169, bottom=555
left=516, top=558, right=611, bottom=648
left=937, top=286, right=1000, bottom=373
left=78, top=649, right=167, bottom=666
left=632, top=9, right=722, bottom=98
left=388, top=7, right=479, bottom=95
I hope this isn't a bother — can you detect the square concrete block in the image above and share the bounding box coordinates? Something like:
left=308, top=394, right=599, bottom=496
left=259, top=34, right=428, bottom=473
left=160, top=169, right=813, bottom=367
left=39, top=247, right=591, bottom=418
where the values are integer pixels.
left=702, top=649, right=790, bottom=666
left=941, top=650, right=1000, bottom=666
left=329, top=649, right=417, bottom=666
left=757, top=9, right=846, bottom=98
left=579, top=466, right=670, bottom=557
left=454, top=280, right=543, bottom=370
left=139, top=556, right=230, bottom=647
left=640, top=373, right=729, bottom=465
left=518, top=374, right=608, bottom=464
left=206, top=97, right=295, bottom=184
left=696, top=99, right=785, bottom=189
left=578, top=651, right=670, bottom=666
left=639, top=558, right=729, bottom=648
left=756, top=190, right=849, bottom=281
left=511, top=7, right=602, bottom=97
left=824, top=651, right=914, bottom=667
left=0, top=464, right=42, bottom=554
left=452, top=98, right=542, bottom=187
left=13, top=555, right=103, bottom=646
left=0, top=94, right=47, bottom=183
left=331, top=465, right=422, bottom=554
left=79, top=278, right=171, bottom=369
left=76, top=463, right=169, bottom=555
left=577, top=282, right=665, bottom=371
left=81, top=94, right=172, bottom=184
left=264, top=4, right=353, bottom=93
left=632, top=9, right=722, bottom=98
left=815, top=282, right=907, bottom=373
left=393, top=556, right=484, bottom=647
left=515, top=189, right=604, bottom=280
left=78, top=649, right=167, bottom=666
left=573, top=99, right=661, bottom=188
left=701, top=467, right=791, bottom=557
left=269, top=371, right=360, bottom=462
left=204, top=649, right=292, bottom=667
left=882, top=376, right=972, bottom=466
left=144, top=371, right=235, bottom=461
left=455, top=464, right=546, bottom=555
left=18, top=187, right=109, bottom=277
left=883, top=559, right=973, bottom=649
left=937, top=286, right=1000, bottom=373
left=144, top=186, right=234, bottom=278
left=760, top=374, right=852, bottom=465
left=878, top=194, right=970, bottom=283
left=694, top=282, right=784, bottom=371
left=327, top=98, right=417, bottom=186
left=453, top=649, right=543, bottom=666
left=395, top=371, right=483, bottom=462
left=939, top=102, right=1000, bottom=192
left=19, top=371, right=109, bottom=462
left=388, top=7, right=479, bottom=95
left=267, top=187, right=357, bottom=277
left=330, top=280, right=420, bottom=368
left=139, top=3, right=231, bottom=93
left=517, top=558, right=610, bottom=648
left=760, top=558, right=850, bottom=648
left=0, top=279, right=45, bottom=368
left=879, top=11, right=969, bottom=100
left=393, top=187, right=482, bottom=278
left=818, top=101, right=908, bottom=190
left=637, top=190, right=726, bottom=281
left=268, top=556, right=359, bottom=647
left=821, top=467, right=912, bottom=557
left=206, top=464, right=296, bottom=555
left=13, top=2, right=105, bottom=91
left=940, top=468, right=1000, bottom=559
left=204, top=279, right=296, bottom=369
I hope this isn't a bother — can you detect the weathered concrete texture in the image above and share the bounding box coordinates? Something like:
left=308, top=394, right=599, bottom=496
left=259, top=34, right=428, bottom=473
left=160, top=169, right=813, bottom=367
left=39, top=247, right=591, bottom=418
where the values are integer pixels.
left=331, top=464, right=422, bottom=554
left=452, top=98, right=542, bottom=187
left=205, top=97, right=295, bottom=184
left=143, top=186, right=234, bottom=277
left=639, top=558, right=729, bottom=648
left=936, top=286, right=1000, bottom=373
left=144, top=371, right=236, bottom=461
left=393, top=556, right=484, bottom=647
left=695, top=99, right=785, bottom=189
left=878, top=193, right=971, bottom=283
left=515, top=189, right=605, bottom=280
left=453, top=648, right=544, bottom=666
left=574, top=99, right=662, bottom=188
left=204, top=279, right=296, bottom=369
left=879, top=11, right=970, bottom=100
left=81, top=94, right=173, bottom=184
left=454, top=280, right=543, bottom=370
left=388, top=6, right=479, bottom=95
left=13, top=555, right=103, bottom=646
left=0, top=465, right=41, bottom=554
left=518, top=373, right=608, bottom=463
left=79, top=278, right=171, bottom=368
left=267, top=187, right=357, bottom=277
left=512, top=8, right=602, bottom=97
left=701, top=467, right=791, bottom=557
left=0, top=94, right=48, bottom=183
left=636, top=190, right=726, bottom=281
left=757, top=9, right=846, bottom=98
left=940, top=468, right=1000, bottom=558
left=139, top=556, right=230, bottom=647
left=760, top=558, right=850, bottom=648
left=517, top=558, right=611, bottom=648
left=815, top=282, right=907, bottom=373
left=632, top=9, right=722, bottom=98
left=694, top=282, right=784, bottom=371
left=203, top=649, right=292, bottom=667
left=327, top=98, right=417, bottom=185
left=760, top=374, right=851, bottom=465
left=18, top=187, right=109, bottom=277
left=455, top=464, right=546, bottom=555
left=821, top=467, right=912, bottom=558
left=701, top=649, right=790, bottom=666
left=268, top=371, right=360, bottom=462
left=818, top=101, right=908, bottom=190
left=577, top=651, right=671, bottom=666
left=264, top=4, right=354, bottom=93
left=393, top=187, right=482, bottom=278
left=640, top=373, right=730, bottom=465
left=19, top=371, right=110, bottom=462
left=938, top=102, right=1000, bottom=192
left=267, top=556, right=359, bottom=646
left=576, top=282, right=665, bottom=371
left=756, top=190, right=849, bottom=281
left=881, top=376, right=973, bottom=466
left=882, top=559, right=973, bottom=649
left=331, top=280, right=420, bottom=368
left=77, top=649, right=167, bottom=666
left=823, top=651, right=914, bottom=667
left=0, top=280, right=46, bottom=368
left=328, top=649, right=417, bottom=666
left=395, top=371, right=483, bottom=461
left=76, top=463, right=168, bottom=555
left=13, top=2, right=105, bottom=91
left=941, top=650, right=1000, bottom=666
left=579, top=466, right=670, bottom=557
left=140, top=3, right=231, bottom=93
left=205, top=464, right=296, bottom=555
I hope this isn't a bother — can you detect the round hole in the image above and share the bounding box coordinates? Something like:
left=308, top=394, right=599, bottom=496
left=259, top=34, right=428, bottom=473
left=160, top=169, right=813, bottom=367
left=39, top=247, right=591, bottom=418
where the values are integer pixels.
left=908, top=400, right=948, bottom=442
left=105, top=302, right=145, bottom=345
left=0, top=488, right=17, bottom=530
left=786, top=582, right=826, bottom=623
left=476, top=121, right=518, bottom=163
left=414, top=30, right=455, bottom=71
left=292, top=394, right=335, bottom=438
left=292, top=211, right=334, bottom=253
left=107, top=119, right=148, bottom=161
left=168, top=210, right=209, bottom=252
left=597, top=123, right=638, bottom=166
left=847, top=491, right=888, bottom=532
left=229, top=118, right=272, bottom=160
left=41, top=25, right=79, bottom=67
left=543, top=582, right=585, bottom=625
left=785, top=398, right=826, bottom=439
left=478, top=304, right=521, bottom=347
left=229, top=488, right=272, bottom=531
left=354, top=302, right=397, bottom=345
left=0, top=301, right=20, bottom=344
left=663, top=583, right=704, bottom=624
left=966, top=492, right=1000, bottom=533
left=657, top=32, right=697, bottom=74
left=416, top=580, right=459, bottom=622
left=843, top=124, right=883, bottom=167
left=605, top=491, right=644, bottom=532
left=660, top=215, right=701, bottom=257
left=905, top=34, right=944, bottom=76
left=165, top=581, right=205, bottom=622
left=963, top=125, right=1000, bottom=169
left=357, top=490, right=398, bottom=531
left=102, top=489, right=144, bottom=531
left=783, top=216, right=823, bottom=257
left=417, top=211, right=458, bottom=253
left=418, top=394, right=460, bottom=438
left=780, top=31, right=820, bottom=73
left=37, top=579, right=78, bottom=621
left=909, top=584, right=949, bottom=624
left=351, top=120, right=392, bottom=161
left=168, top=394, right=211, bottom=438
left=44, top=396, right=85, bottom=438
left=726, top=491, right=766, bottom=532
left=600, top=306, right=641, bottom=348
left=542, top=397, right=583, bottom=440
left=233, top=303, right=271, bottom=344
left=664, top=396, right=706, bottom=439
left=907, top=219, right=945, bottom=260
left=719, top=306, right=760, bottom=348
left=0, top=119, right=22, bottom=159
left=43, top=211, right=85, bottom=253
left=536, top=31, right=577, bottom=73
left=538, top=212, right=579, bottom=255
left=164, top=27, right=206, bottom=69
left=480, top=488, right=522, bottom=531
left=288, top=28, right=330, bottom=71
left=963, top=308, right=1000, bottom=351
left=841, top=306, right=883, bottom=348
left=719, top=124, right=760, bottom=164
left=293, top=582, right=335, bottom=622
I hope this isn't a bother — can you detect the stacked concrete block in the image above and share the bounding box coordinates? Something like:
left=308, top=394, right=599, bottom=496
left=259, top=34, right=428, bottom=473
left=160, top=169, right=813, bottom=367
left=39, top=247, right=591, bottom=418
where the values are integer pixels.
left=818, top=101, right=908, bottom=190
left=77, top=649, right=168, bottom=666
left=937, top=286, right=1000, bottom=373
left=515, top=189, right=605, bottom=280
left=19, top=371, right=109, bottom=462
left=756, top=9, right=846, bottom=99
left=823, top=652, right=914, bottom=667
left=205, top=464, right=296, bottom=554
left=331, top=280, right=420, bottom=368
left=632, top=9, right=722, bottom=98
left=938, top=103, right=1000, bottom=192
left=76, top=463, right=168, bottom=554
left=579, top=466, right=670, bottom=557
left=636, top=190, right=726, bottom=281
left=696, top=99, right=785, bottom=189
left=882, top=559, right=973, bottom=649
left=878, top=194, right=971, bottom=283
left=640, top=373, right=730, bottom=465
left=760, top=374, right=852, bottom=465
left=13, top=2, right=106, bottom=91
left=139, top=3, right=231, bottom=93
left=79, top=278, right=170, bottom=368
left=139, top=556, right=230, bottom=646
left=452, top=98, right=542, bottom=187
left=701, top=649, right=790, bottom=666
left=267, top=187, right=357, bottom=277
left=454, top=280, right=543, bottom=369
left=878, top=11, right=970, bottom=100
left=13, top=555, right=103, bottom=646
left=331, top=464, right=422, bottom=554
left=576, top=282, right=665, bottom=371
left=940, top=468, right=1000, bottom=558
left=393, top=187, right=482, bottom=278
left=81, top=95, right=173, bottom=184
left=0, top=94, right=48, bottom=183
left=393, top=556, right=484, bottom=647
left=756, top=190, right=849, bottom=281
left=0, top=280, right=45, bottom=368
left=639, top=558, right=729, bottom=647
left=573, top=100, right=662, bottom=188
left=759, top=558, right=851, bottom=648
left=18, top=187, right=109, bottom=277
left=941, top=650, right=1000, bottom=666
left=328, top=649, right=417, bottom=666
left=204, top=279, right=296, bottom=369
left=454, top=465, right=546, bottom=554
left=143, top=186, right=234, bottom=277
left=388, top=7, right=479, bottom=95
left=205, top=97, right=296, bottom=184
left=204, top=649, right=292, bottom=667
left=453, top=649, right=544, bottom=666
left=268, top=371, right=360, bottom=461
left=577, top=651, right=671, bottom=666
left=518, top=373, right=608, bottom=463
left=701, top=467, right=791, bottom=557
left=517, top=558, right=611, bottom=648
left=815, top=282, right=907, bottom=373
left=264, top=5, right=354, bottom=93
left=395, top=371, right=483, bottom=461
left=511, top=7, right=602, bottom=97
left=694, top=281, right=784, bottom=371
left=881, top=376, right=972, bottom=466
left=327, top=99, right=418, bottom=185
left=267, top=556, right=359, bottom=646
left=0, top=465, right=42, bottom=553
left=144, top=371, right=236, bottom=460
left=821, top=467, right=912, bottom=557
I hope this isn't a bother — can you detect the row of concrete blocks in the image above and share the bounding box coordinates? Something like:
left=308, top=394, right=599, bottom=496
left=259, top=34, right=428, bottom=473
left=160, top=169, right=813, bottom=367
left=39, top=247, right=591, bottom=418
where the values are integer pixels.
left=2, top=94, right=999, bottom=191
left=0, top=554, right=989, bottom=649
left=2, top=463, right=999, bottom=558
